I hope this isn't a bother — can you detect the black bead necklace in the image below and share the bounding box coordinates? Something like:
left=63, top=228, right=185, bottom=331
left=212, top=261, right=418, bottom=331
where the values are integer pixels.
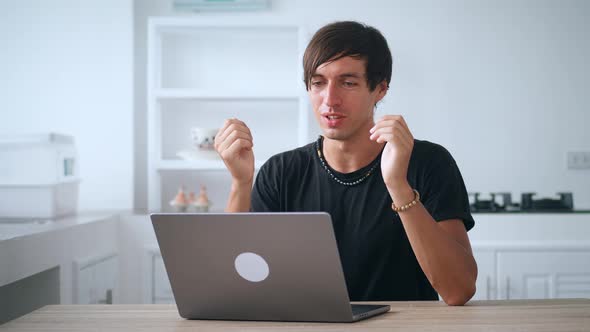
left=315, top=135, right=380, bottom=186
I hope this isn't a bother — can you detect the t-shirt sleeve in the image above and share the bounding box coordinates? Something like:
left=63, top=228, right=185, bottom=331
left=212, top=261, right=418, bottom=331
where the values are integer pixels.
left=250, top=159, right=281, bottom=212
left=419, top=146, right=475, bottom=231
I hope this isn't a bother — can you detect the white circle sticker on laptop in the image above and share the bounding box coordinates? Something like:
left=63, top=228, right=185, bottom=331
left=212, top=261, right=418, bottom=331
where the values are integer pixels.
left=234, top=252, right=270, bottom=282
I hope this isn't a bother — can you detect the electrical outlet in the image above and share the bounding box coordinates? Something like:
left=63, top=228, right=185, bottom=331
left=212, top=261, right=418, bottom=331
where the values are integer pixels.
left=567, top=151, right=590, bottom=169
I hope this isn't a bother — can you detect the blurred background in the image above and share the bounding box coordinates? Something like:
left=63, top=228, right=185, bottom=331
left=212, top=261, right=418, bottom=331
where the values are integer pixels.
left=0, top=0, right=588, bottom=324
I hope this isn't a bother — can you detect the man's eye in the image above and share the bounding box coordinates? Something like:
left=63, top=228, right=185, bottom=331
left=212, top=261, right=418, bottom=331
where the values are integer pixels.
left=343, top=81, right=357, bottom=87
left=311, top=81, right=324, bottom=86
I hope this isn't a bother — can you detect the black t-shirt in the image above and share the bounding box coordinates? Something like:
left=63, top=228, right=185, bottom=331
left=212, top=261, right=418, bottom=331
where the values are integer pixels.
left=251, top=138, right=475, bottom=301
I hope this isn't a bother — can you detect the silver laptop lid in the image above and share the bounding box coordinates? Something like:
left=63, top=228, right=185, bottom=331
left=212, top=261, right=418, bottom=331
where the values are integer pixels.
left=151, top=212, right=355, bottom=322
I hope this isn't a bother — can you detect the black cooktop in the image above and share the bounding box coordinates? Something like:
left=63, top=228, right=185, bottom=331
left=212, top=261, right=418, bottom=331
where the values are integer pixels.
left=468, top=192, right=587, bottom=213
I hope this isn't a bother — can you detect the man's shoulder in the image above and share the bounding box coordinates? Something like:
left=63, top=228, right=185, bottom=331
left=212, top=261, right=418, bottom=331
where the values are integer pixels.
left=411, top=139, right=455, bottom=163
left=261, top=142, right=316, bottom=170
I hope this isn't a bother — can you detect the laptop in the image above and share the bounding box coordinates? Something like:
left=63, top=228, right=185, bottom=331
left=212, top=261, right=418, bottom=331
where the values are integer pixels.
left=151, top=212, right=390, bottom=322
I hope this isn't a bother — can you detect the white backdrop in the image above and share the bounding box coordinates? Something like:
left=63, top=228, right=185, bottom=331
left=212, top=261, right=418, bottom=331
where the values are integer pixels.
left=134, top=0, right=590, bottom=210
left=0, top=0, right=133, bottom=211
left=1, top=1, right=586, bottom=212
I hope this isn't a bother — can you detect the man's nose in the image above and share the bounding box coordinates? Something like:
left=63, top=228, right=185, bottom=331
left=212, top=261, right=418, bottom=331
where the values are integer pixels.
left=322, top=82, right=341, bottom=107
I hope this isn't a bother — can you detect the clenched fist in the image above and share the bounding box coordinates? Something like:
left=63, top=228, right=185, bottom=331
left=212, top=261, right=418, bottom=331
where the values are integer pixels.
left=214, top=118, right=255, bottom=186
left=369, top=115, right=415, bottom=189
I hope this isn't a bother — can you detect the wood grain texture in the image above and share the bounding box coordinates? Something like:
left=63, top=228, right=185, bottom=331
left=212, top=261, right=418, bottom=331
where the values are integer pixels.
left=1, top=299, right=589, bottom=331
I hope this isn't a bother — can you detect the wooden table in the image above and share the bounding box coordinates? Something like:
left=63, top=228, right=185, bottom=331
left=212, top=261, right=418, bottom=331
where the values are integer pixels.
left=1, top=299, right=589, bottom=331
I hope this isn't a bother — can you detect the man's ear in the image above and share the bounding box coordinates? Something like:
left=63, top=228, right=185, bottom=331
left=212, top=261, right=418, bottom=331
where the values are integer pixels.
left=374, top=80, right=389, bottom=103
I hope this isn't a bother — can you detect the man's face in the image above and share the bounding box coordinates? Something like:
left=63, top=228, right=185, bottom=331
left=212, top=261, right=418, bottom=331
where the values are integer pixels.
left=309, top=56, right=387, bottom=142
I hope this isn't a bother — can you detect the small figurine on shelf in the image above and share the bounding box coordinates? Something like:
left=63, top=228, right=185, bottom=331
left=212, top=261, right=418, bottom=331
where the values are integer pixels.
left=188, top=190, right=196, bottom=206
left=193, top=185, right=211, bottom=212
left=169, top=186, right=188, bottom=212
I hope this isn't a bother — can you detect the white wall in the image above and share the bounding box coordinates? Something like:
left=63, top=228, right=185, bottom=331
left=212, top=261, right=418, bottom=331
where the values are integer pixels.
left=134, top=0, right=590, bottom=210
left=0, top=0, right=134, bottom=211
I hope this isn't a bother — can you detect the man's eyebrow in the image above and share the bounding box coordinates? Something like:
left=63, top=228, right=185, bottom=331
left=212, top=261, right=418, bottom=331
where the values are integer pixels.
left=339, top=73, right=364, bottom=78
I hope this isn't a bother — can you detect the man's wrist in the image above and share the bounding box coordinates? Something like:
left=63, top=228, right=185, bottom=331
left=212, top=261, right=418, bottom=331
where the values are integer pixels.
left=231, top=179, right=253, bottom=192
left=387, top=181, right=415, bottom=208
left=226, top=179, right=253, bottom=213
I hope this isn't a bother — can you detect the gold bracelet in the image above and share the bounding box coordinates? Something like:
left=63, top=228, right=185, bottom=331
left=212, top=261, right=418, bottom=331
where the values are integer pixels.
left=391, top=189, right=421, bottom=212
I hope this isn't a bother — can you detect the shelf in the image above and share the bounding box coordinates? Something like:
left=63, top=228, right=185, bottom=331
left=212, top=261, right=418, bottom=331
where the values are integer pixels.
left=157, top=159, right=264, bottom=171
left=147, top=17, right=307, bottom=211
left=153, top=88, right=300, bottom=100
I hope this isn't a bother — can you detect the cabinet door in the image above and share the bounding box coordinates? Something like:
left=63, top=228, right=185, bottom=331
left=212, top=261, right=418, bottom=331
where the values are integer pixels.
left=74, top=254, right=118, bottom=304
left=94, top=256, right=117, bottom=304
left=75, top=264, right=94, bottom=304
left=152, top=253, right=175, bottom=304
left=497, top=250, right=590, bottom=300
left=472, top=249, right=497, bottom=300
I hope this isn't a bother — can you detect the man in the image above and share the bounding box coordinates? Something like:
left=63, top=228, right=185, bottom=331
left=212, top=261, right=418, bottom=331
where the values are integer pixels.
left=214, top=21, right=477, bottom=306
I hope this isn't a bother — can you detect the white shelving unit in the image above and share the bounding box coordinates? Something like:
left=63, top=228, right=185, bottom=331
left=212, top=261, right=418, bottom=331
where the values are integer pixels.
left=156, top=159, right=265, bottom=171
left=147, top=17, right=311, bottom=211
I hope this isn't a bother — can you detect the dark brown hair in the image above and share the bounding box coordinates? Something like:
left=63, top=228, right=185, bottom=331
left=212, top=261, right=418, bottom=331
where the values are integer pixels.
left=303, top=21, right=392, bottom=91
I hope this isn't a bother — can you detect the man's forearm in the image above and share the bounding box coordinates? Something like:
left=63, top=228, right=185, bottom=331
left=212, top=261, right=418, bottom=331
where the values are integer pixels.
left=390, top=185, right=477, bottom=305
left=225, top=181, right=252, bottom=212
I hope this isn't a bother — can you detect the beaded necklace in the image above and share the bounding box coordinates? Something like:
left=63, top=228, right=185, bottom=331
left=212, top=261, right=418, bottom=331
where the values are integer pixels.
left=314, top=135, right=381, bottom=186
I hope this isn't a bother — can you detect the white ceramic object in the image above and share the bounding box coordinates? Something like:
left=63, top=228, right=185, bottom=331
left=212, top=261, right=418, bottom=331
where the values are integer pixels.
left=190, top=127, right=218, bottom=151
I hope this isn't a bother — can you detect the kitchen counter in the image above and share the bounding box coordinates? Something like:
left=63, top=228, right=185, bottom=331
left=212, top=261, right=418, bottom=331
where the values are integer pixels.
left=0, top=212, right=122, bottom=242
left=0, top=212, right=122, bottom=324
left=2, top=299, right=589, bottom=331
left=0, top=212, right=120, bottom=289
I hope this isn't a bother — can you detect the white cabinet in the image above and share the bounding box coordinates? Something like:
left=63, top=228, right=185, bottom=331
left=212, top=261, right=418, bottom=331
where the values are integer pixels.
left=148, top=245, right=590, bottom=303
left=469, top=214, right=590, bottom=301
left=472, top=249, right=496, bottom=300
left=147, top=17, right=312, bottom=212
left=144, top=249, right=174, bottom=304
left=73, top=253, right=118, bottom=304
left=152, top=254, right=174, bottom=304
left=146, top=246, right=590, bottom=303
left=497, top=250, right=590, bottom=300
left=472, top=245, right=590, bottom=301
left=139, top=214, right=590, bottom=303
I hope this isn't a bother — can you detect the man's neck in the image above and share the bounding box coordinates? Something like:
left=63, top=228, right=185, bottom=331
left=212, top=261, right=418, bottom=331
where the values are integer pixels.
left=322, top=132, right=384, bottom=174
